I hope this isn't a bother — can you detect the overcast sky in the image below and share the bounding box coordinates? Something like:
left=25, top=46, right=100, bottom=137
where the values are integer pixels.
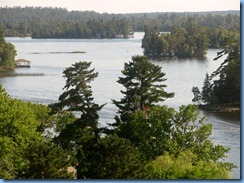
left=0, top=0, right=240, bottom=13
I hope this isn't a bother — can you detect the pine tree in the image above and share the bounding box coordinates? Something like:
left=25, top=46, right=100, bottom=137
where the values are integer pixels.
left=211, top=37, right=240, bottom=103
left=191, top=86, right=202, bottom=104
left=201, top=73, right=212, bottom=104
left=50, top=62, right=105, bottom=179
left=50, top=62, right=103, bottom=151
left=51, top=62, right=104, bottom=137
left=111, top=55, right=174, bottom=129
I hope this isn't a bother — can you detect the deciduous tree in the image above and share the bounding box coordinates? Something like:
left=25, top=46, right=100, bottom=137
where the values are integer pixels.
left=0, top=29, right=16, bottom=70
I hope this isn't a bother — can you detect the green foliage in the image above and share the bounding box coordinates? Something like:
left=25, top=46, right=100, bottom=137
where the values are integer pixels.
left=201, top=73, right=212, bottom=104
left=111, top=55, right=174, bottom=126
left=53, top=111, right=77, bottom=134
left=0, top=7, right=239, bottom=38
left=145, top=151, right=234, bottom=179
left=141, top=26, right=167, bottom=59
left=0, top=29, right=16, bottom=70
left=26, top=102, right=54, bottom=133
left=0, top=7, right=133, bottom=38
left=192, top=37, right=240, bottom=105
left=211, top=38, right=240, bottom=103
left=50, top=62, right=106, bottom=179
left=20, top=140, right=73, bottom=179
left=0, top=84, right=72, bottom=179
left=50, top=61, right=104, bottom=136
left=192, top=86, right=201, bottom=104
left=123, top=105, right=231, bottom=164
left=0, top=86, right=41, bottom=178
left=142, top=18, right=211, bottom=59
left=76, top=135, right=144, bottom=179
left=127, top=106, right=175, bottom=160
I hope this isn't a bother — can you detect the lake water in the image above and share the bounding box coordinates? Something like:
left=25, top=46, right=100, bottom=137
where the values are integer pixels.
left=3, top=33, right=240, bottom=179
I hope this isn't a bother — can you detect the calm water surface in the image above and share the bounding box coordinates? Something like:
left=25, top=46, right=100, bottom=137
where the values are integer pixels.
left=3, top=33, right=240, bottom=178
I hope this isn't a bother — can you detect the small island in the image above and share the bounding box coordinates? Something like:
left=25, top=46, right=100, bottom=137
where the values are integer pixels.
left=141, top=18, right=239, bottom=59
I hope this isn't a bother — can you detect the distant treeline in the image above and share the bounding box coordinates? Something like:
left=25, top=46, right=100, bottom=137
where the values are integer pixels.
left=0, top=7, right=240, bottom=39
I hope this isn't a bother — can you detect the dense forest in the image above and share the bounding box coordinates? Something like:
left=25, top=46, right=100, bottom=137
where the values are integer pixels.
left=0, top=7, right=239, bottom=39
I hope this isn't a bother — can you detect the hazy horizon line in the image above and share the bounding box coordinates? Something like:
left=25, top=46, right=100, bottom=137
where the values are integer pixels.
left=0, top=5, right=240, bottom=14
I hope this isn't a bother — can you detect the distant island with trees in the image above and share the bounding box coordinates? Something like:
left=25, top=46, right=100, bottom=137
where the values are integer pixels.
left=141, top=17, right=239, bottom=59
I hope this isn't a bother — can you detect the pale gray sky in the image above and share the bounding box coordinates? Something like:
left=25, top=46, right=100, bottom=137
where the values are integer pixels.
left=0, top=0, right=240, bottom=13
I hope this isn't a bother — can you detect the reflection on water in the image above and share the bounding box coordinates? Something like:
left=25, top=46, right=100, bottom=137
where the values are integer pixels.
left=0, top=71, right=45, bottom=77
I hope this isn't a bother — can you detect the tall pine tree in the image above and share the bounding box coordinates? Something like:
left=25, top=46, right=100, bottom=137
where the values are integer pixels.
left=110, top=56, right=174, bottom=136
left=51, top=61, right=104, bottom=138
left=50, top=62, right=105, bottom=178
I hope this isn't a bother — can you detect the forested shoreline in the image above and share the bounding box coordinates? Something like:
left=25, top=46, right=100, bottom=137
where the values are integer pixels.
left=1, top=7, right=239, bottom=59
left=0, top=7, right=239, bottom=39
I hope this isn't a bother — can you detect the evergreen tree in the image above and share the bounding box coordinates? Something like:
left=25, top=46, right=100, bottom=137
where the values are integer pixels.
left=209, top=36, right=240, bottom=104
left=50, top=62, right=105, bottom=179
left=192, top=87, right=202, bottom=104
left=141, top=26, right=161, bottom=58
left=110, top=55, right=174, bottom=135
left=50, top=61, right=104, bottom=138
left=201, top=73, right=212, bottom=104
left=192, top=34, right=240, bottom=105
